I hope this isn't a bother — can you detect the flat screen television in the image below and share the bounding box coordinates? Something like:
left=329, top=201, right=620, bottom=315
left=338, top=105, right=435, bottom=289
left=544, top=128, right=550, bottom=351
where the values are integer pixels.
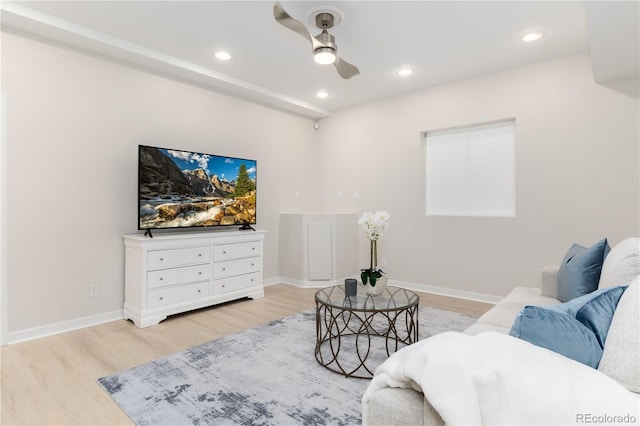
left=138, top=145, right=257, bottom=231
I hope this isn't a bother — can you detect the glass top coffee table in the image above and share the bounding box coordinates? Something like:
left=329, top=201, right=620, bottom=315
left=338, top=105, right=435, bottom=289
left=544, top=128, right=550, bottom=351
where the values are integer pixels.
left=314, top=285, right=419, bottom=378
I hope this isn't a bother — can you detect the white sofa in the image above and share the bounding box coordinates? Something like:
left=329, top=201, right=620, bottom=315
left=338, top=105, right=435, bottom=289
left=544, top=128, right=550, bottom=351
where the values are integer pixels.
left=362, top=237, right=640, bottom=425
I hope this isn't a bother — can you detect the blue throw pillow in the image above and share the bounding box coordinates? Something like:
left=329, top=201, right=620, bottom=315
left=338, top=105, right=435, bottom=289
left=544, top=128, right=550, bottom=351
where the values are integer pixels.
left=510, top=306, right=603, bottom=368
left=510, top=285, right=627, bottom=368
left=576, top=286, right=627, bottom=347
left=557, top=239, right=610, bottom=302
left=546, top=286, right=623, bottom=317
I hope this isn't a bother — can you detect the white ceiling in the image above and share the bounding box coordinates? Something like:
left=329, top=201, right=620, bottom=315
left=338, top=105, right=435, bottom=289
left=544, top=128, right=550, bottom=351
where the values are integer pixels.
left=2, top=1, right=638, bottom=119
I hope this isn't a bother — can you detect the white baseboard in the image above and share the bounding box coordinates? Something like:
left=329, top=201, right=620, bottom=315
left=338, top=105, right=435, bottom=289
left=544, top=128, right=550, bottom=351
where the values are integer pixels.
left=7, top=309, right=123, bottom=345
left=7, top=278, right=498, bottom=345
left=263, top=276, right=285, bottom=286
left=267, top=276, right=501, bottom=305
left=389, top=279, right=501, bottom=305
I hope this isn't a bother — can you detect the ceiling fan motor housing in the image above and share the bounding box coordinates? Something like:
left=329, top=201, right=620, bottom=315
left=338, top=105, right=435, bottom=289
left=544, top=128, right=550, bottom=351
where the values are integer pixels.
left=314, top=32, right=337, bottom=64
left=313, top=11, right=338, bottom=57
left=315, top=30, right=337, bottom=53
left=315, top=12, right=335, bottom=29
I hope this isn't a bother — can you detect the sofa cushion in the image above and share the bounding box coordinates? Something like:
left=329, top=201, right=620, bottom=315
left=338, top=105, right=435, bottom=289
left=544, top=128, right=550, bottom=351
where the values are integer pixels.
left=473, top=287, right=560, bottom=331
left=509, top=286, right=627, bottom=368
left=464, top=322, right=511, bottom=336
left=598, top=237, right=640, bottom=289
left=557, top=238, right=610, bottom=302
left=598, top=276, right=640, bottom=393
left=361, top=387, right=435, bottom=426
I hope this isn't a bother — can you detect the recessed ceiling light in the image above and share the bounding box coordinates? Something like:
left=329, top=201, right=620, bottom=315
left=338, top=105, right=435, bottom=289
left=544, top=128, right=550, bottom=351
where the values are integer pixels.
left=316, top=90, right=329, bottom=99
left=396, top=67, right=414, bottom=77
left=214, top=51, right=231, bottom=60
left=521, top=32, right=543, bottom=42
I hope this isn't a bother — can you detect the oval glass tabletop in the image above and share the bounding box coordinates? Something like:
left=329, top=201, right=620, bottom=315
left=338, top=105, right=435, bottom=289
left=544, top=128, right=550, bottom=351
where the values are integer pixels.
left=314, top=285, right=419, bottom=312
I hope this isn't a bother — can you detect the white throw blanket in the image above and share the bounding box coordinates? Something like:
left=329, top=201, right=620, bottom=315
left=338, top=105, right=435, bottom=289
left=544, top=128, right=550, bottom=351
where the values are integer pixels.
left=362, top=332, right=639, bottom=425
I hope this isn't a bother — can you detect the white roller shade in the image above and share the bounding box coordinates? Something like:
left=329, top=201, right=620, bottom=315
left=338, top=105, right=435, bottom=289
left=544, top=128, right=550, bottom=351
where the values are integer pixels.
left=426, top=120, right=516, bottom=217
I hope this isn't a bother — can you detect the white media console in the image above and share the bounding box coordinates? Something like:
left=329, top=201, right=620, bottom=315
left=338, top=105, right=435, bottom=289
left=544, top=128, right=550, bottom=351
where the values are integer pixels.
left=123, top=230, right=266, bottom=328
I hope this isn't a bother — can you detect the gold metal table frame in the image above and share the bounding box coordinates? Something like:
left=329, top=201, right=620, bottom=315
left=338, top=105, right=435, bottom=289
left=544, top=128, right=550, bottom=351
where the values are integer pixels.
left=314, top=285, right=419, bottom=378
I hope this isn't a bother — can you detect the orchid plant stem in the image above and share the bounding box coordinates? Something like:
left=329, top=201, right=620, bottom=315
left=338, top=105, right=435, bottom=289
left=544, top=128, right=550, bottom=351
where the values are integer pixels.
left=371, top=240, right=377, bottom=270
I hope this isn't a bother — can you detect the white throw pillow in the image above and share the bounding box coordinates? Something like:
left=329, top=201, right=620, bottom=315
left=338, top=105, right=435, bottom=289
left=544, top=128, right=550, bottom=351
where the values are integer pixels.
left=598, top=275, right=639, bottom=393
left=598, top=237, right=640, bottom=289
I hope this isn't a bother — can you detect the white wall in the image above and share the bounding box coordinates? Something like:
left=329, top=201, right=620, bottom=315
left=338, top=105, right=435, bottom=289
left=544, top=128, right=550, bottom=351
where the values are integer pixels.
left=3, top=31, right=638, bottom=339
left=317, top=53, right=639, bottom=298
left=1, top=32, right=321, bottom=336
left=0, top=93, right=7, bottom=345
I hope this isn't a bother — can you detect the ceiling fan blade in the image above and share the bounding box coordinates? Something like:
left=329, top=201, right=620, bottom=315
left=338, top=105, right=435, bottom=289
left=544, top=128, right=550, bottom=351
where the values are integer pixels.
left=334, top=57, right=360, bottom=79
left=273, top=2, right=323, bottom=51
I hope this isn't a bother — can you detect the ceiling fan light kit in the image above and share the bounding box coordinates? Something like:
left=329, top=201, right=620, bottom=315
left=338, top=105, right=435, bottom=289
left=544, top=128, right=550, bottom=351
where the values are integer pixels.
left=273, top=2, right=360, bottom=79
left=314, top=47, right=336, bottom=65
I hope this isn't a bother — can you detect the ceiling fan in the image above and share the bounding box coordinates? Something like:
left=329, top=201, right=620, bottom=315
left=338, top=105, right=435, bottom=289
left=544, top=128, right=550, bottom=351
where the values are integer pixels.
left=273, top=2, right=360, bottom=79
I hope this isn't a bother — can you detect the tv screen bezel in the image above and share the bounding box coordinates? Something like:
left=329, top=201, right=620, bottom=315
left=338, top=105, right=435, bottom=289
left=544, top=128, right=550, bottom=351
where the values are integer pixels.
left=137, top=144, right=257, bottom=231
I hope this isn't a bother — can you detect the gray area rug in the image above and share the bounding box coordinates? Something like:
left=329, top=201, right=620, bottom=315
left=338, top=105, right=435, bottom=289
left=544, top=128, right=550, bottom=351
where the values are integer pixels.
left=98, top=306, right=476, bottom=426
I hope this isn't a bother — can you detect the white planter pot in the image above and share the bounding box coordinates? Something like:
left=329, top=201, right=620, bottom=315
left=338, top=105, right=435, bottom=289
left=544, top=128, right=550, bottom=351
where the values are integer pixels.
left=363, top=276, right=388, bottom=295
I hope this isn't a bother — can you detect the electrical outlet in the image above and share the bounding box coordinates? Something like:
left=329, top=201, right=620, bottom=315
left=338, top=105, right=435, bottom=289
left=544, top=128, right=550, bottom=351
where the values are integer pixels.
left=353, top=190, right=359, bottom=199
left=90, top=284, right=99, bottom=298
left=337, top=190, right=343, bottom=199
left=381, top=258, right=387, bottom=267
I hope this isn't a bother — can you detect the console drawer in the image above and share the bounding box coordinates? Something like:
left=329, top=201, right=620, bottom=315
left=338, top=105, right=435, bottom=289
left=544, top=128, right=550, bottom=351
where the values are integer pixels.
left=147, top=282, right=209, bottom=309
left=214, top=242, right=262, bottom=261
left=148, top=246, right=210, bottom=270
left=213, top=272, right=260, bottom=294
left=147, top=264, right=211, bottom=289
left=213, top=257, right=260, bottom=278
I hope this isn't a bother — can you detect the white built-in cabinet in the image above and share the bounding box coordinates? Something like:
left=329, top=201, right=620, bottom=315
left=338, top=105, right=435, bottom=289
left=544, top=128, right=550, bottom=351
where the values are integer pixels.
left=279, top=213, right=357, bottom=286
left=123, top=230, right=266, bottom=328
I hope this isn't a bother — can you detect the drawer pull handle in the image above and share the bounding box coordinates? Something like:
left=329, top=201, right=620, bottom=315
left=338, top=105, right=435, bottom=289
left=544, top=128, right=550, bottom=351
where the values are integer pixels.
left=223, top=251, right=227, bottom=254
left=159, top=296, right=164, bottom=300
left=198, top=289, right=202, bottom=293
left=251, top=278, right=254, bottom=282
left=251, top=263, right=255, bottom=266
left=160, top=258, right=164, bottom=261
left=198, top=253, right=202, bottom=257
left=252, top=247, right=256, bottom=251
left=222, top=284, right=226, bottom=288
left=159, top=277, right=164, bottom=281
left=222, top=268, right=226, bottom=271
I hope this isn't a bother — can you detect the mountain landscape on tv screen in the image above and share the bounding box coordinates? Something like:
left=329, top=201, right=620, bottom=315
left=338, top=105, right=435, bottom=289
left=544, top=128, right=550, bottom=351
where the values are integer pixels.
left=139, top=146, right=256, bottom=229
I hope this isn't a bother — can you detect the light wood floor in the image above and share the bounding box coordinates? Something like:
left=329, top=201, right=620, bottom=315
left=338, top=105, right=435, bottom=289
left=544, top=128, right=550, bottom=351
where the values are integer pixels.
left=0, top=284, right=492, bottom=425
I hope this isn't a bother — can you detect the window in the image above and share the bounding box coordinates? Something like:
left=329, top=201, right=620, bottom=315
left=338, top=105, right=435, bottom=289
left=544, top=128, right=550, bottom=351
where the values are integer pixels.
left=425, top=119, right=515, bottom=217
